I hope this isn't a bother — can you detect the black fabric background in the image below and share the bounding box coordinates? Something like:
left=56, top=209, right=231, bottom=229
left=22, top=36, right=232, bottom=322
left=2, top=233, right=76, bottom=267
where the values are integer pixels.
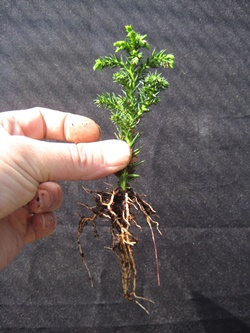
left=0, top=1, right=250, bottom=332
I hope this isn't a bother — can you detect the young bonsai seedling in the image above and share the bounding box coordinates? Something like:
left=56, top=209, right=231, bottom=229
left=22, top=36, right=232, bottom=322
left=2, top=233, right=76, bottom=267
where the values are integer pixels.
left=78, top=25, right=174, bottom=313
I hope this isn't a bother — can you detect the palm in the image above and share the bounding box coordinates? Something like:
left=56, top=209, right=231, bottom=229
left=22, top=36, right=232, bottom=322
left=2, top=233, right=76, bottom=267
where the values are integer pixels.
left=0, top=208, right=31, bottom=270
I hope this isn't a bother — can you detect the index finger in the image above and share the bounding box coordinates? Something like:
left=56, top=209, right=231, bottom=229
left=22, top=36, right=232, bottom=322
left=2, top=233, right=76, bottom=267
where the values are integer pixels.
left=0, top=107, right=101, bottom=143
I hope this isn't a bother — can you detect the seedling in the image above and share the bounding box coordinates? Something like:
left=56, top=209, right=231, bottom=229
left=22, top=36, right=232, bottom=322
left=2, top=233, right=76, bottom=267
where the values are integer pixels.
left=78, top=25, right=174, bottom=313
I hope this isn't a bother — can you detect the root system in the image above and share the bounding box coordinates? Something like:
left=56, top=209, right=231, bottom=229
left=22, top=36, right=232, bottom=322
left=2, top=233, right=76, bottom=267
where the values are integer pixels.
left=78, top=184, right=161, bottom=313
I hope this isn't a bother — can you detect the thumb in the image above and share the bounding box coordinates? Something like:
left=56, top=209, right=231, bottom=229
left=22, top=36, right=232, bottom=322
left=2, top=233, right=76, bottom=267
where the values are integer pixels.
left=28, top=139, right=132, bottom=182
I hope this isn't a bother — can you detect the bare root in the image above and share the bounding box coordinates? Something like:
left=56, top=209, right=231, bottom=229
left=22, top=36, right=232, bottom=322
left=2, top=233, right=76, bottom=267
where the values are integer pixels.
left=78, top=185, right=161, bottom=313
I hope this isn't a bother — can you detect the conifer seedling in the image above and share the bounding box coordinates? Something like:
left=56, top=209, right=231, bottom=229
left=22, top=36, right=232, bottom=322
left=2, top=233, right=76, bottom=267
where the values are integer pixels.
left=78, top=25, right=174, bottom=313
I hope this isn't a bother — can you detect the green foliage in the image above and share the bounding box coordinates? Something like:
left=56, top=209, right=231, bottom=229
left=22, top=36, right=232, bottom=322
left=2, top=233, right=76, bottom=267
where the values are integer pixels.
left=94, top=25, right=174, bottom=190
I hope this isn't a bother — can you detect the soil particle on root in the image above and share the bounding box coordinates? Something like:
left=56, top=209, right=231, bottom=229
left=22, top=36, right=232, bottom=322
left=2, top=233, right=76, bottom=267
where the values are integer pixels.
left=77, top=184, right=161, bottom=313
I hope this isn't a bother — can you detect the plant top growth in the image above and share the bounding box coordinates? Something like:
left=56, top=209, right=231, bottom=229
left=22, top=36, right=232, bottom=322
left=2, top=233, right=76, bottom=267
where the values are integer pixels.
left=78, top=25, right=174, bottom=313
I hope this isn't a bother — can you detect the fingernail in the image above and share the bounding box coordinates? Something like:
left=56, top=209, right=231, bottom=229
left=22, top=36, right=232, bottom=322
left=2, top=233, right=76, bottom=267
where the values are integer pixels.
left=40, top=213, right=57, bottom=229
left=29, top=190, right=52, bottom=212
left=38, top=190, right=53, bottom=209
left=102, top=140, right=131, bottom=166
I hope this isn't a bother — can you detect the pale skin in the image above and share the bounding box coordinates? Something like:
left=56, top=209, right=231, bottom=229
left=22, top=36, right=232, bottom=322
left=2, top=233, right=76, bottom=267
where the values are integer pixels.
left=0, top=107, right=131, bottom=271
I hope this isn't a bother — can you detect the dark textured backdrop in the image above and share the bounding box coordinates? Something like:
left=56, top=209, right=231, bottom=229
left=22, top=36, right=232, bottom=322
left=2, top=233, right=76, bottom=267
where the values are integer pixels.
left=0, top=1, right=250, bottom=332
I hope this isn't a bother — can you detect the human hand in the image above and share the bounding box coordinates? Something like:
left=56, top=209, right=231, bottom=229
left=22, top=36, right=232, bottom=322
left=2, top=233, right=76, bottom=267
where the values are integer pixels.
left=0, top=107, right=131, bottom=270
